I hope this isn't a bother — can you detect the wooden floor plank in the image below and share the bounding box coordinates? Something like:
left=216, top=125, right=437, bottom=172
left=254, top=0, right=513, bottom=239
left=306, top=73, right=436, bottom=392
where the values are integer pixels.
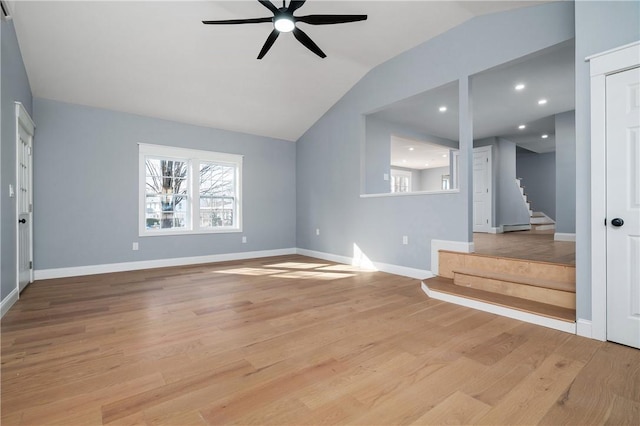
left=411, top=391, right=492, bottom=425
left=1, top=255, right=638, bottom=425
left=474, top=230, right=575, bottom=264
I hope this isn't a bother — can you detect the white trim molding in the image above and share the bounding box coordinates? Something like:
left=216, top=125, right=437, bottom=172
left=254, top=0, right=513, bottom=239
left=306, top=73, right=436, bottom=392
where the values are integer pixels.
left=588, top=40, right=640, bottom=342
left=35, top=248, right=296, bottom=280
left=296, top=248, right=433, bottom=280
left=421, top=282, right=576, bottom=334
left=430, top=239, right=474, bottom=276
left=489, top=226, right=504, bottom=234
left=576, top=319, right=593, bottom=339
left=1, top=288, right=19, bottom=318
left=554, top=233, right=576, bottom=242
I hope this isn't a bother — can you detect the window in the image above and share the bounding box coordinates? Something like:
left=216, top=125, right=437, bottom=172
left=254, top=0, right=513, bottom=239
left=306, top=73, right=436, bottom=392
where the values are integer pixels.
left=139, top=144, right=242, bottom=236
left=391, top=169, right=412, bottom=193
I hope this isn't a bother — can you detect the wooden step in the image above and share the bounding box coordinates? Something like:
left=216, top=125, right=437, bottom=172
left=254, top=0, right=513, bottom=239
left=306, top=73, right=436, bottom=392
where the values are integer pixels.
left=452, top=267, right=574, bottom=292
left=452, top=268, right=575, bottom=309
left=439, top=250, right=575, bottom=284
left=424, top=276, right=575, bottom=322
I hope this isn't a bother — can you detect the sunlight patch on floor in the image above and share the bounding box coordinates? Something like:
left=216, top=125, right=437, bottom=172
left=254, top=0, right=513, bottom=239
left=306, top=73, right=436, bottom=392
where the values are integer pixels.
left=264, top=262, right=330, bottom=269
left=272, top=271, right=355, bottom=280
left=214, top=268, right=287, bottom=276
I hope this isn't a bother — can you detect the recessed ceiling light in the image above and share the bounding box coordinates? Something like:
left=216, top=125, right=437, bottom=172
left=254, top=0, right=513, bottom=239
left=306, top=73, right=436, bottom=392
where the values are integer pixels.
left=541, top=134, right=549, bottom=139
left=538, top=99, right=548, bottom=105
left=402, top=159, right=407, bottom=163
left=409, top=147, right=414, bottom=151
left=518, top=124, right=526, bottom=130
left=442, top=154, right=447, bottom=158
left=439, top=106, right=447, bottom=112
left=515, top=83, right=526, bottom=91
left=425, top=163, right=429, bottom=166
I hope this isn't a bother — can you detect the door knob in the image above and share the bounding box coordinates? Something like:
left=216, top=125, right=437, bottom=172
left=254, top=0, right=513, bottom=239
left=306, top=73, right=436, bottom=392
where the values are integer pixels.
left=18, top=218, right=26, bottom=224
left=611, top=218, right=624, bottom=227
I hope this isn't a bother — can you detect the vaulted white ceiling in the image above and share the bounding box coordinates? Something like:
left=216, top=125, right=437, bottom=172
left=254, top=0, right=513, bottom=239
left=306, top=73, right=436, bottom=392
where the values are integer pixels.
left=10, top=1, right=546, bottom=141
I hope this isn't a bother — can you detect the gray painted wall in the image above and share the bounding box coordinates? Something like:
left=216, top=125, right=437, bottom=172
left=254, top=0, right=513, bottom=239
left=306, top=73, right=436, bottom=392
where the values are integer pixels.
left=516, top=151, right=556, bottom=220
left=297, top=2, right=575, bottom=271
left=32, top=98, right=296, bottom=270
left=420, top=166, right=450, bottom=192
left=555, top=110, right=576, bottom=232
left=575, top=0, right=640, bottom=320
left=1, top=20, right=32, bottom=301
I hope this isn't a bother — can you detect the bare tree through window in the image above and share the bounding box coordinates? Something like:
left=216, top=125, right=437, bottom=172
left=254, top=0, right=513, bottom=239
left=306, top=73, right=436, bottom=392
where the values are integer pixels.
left=145, top=158, right=236, bottom=230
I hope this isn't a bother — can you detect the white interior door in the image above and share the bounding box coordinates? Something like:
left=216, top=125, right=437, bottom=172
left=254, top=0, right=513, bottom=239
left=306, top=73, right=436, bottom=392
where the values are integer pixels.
left=606, top=67, right=640, bottom=349
left=473, top=147, right=491, bottom=233
left=16, top=103, right=34, bottom=293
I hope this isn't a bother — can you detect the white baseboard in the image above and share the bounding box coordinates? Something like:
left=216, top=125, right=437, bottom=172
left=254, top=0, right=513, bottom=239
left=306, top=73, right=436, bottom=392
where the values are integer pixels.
left=554, top=233, right=576, bottom=242
left=296, top=248, right=433, bottom=280
left=430, top=239, right=474, bottom=276
left=502, top=224, right=532, bottom=232
left=576, top=319, right=593, bottom=338
left=1, top=288, right=19, bottom=318
left=421, top=282, right=576, bottom=334
left=34, top=248, right=297, bottom=280
left=296, top=248, right=353, bottom=267
left=488, top=226, right=504, bottom=234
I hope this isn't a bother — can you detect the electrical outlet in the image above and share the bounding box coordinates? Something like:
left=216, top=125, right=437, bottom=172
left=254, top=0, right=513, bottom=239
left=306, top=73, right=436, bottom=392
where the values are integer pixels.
left=316, top=228, right=320, bottom=236
left=8, top=184, right=14, bottom=198
left=402, top=236, right=408, bottom=245
left=132, top=242, right=139, bottom=251
left=383, top=173, right=389, bottom=181
left=242, top=236, right=247, bottom=243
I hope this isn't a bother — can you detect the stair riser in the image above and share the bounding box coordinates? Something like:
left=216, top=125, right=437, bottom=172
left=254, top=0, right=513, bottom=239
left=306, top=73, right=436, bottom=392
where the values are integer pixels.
left=532, top=224, right=555, bottom=231
left=439, top=251, right=575, bottom=283
left=531, top=217, right=554, bottom=224
left=453, top=273, right=576, bottom=309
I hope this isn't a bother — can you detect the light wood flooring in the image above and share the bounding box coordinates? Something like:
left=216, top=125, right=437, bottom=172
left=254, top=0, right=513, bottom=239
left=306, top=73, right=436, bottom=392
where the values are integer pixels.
left=2, top=255, right=638, bottom=425
left=473, top=230, right=576, bottom=265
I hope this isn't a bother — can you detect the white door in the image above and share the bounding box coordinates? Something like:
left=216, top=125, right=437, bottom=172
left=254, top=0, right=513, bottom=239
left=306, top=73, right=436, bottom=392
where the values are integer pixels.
left=473, top=147, right=491, bottom=233
left=16, top=103, right=34, bottom=293
left=606, top=67, right=640, bottom=349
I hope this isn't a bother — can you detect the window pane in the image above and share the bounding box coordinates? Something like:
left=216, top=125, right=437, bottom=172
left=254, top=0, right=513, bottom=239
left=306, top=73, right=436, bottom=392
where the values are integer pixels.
left=200, top=163, right=235, bottom=197
left=200, top=196, right=234, bottom=228
left=145, top=157, right=189, bottom=231
left=199, top=162, right=236, bottom=228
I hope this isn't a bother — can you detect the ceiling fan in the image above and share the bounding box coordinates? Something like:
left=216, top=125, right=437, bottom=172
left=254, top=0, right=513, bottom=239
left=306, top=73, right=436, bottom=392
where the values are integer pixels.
left=203, top=0, right=367, bottom=59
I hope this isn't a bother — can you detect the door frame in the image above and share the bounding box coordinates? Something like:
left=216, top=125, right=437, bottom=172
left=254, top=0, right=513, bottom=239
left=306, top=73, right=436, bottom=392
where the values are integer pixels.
left=15, top=101, right=35, bottom=291
left=588, top=41, right=640, bottom=341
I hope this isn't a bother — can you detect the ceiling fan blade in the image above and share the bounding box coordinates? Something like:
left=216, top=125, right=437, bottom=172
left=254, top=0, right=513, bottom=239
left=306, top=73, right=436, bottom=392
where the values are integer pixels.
left=296, top=14, right=367, bottom=25
left=258, top=0, right=279, bottom=15
left=257, top=29, right=280, bottom=59
left=203, top=17, right=272, bottom=25
left=287, top=1, right=306, bottom=13
left=292, top=27, right=326, bottom=58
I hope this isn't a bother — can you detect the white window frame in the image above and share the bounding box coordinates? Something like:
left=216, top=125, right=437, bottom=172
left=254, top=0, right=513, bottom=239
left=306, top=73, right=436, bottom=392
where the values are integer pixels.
left=139, top=143, right=243, bottom=236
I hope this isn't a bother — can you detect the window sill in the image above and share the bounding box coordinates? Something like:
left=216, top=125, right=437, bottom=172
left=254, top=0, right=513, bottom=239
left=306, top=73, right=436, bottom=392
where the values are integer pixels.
left=360, top=189, right=460, bottom=198
left=139, top=228, right=242, bottom=237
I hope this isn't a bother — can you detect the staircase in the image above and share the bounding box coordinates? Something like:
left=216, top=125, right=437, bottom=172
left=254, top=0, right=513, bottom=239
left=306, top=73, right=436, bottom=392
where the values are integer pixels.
left=515, top=178, right=556, bottom=232
left=516, top=178, right=532, bottom=217
left=422, top=250, right=576, bottom=332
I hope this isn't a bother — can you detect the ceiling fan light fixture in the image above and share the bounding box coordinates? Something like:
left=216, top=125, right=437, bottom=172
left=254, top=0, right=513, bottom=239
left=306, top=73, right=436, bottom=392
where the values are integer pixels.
left=274, top=17, right=295, bottom=32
